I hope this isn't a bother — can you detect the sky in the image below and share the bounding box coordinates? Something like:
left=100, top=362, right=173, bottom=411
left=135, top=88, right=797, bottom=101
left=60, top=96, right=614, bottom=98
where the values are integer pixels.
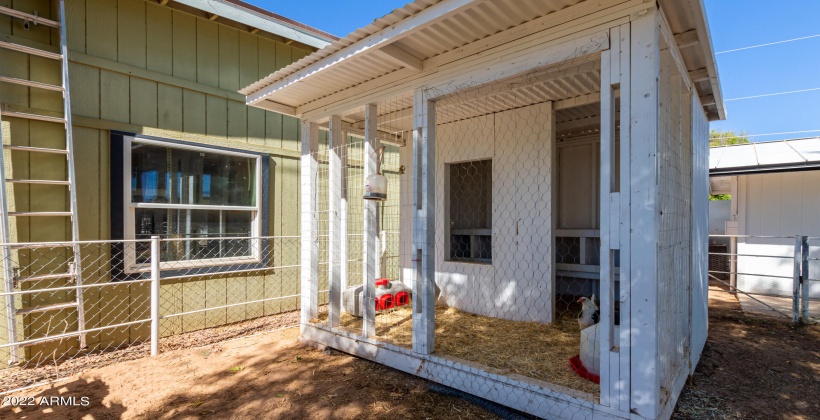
left=249, top=0, right=820, bottom=143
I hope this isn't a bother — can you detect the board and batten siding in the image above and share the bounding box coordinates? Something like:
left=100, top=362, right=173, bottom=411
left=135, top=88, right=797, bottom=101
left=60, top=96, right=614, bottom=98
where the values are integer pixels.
left=735, top=171, right=820, bottom=298
left=0, top=0, right=311, bottom=359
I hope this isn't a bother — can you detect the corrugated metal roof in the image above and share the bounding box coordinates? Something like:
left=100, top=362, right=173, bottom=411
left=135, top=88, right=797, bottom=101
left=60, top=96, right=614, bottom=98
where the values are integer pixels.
left=709, top=138, right=820, bottom=175
left=241, top=0, right=724, bottom=122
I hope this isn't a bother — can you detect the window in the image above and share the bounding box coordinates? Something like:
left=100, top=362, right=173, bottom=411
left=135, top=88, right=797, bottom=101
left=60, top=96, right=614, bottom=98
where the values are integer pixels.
left=113, top=134, right=266, bottom=273
left=448, top=159, right=492, bottom=263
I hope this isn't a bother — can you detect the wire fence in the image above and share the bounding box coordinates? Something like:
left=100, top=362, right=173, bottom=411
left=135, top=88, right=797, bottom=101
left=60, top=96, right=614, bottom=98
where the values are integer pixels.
left=0, top=235, right=301, bottom=393
left=707, top=234, right=816, bottom=325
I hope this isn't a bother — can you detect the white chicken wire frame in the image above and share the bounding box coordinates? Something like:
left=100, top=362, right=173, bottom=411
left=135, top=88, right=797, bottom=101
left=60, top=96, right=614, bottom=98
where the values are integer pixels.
left=304, top=96, right=414, bottom=347
left=428, top=58, right=603, bottom=398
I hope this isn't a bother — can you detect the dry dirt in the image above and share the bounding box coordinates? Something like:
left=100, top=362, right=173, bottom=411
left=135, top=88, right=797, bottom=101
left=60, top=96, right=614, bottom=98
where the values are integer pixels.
left=1, top=289, right=817, bottom=419
left=0, top=327, right=500, bottom=420
left=673, top=288, right=820, bottom=419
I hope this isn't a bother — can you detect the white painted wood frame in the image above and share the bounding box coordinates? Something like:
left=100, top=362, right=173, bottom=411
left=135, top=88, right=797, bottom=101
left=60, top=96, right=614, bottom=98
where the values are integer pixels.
left=300, top=120, right=320, bottom=328
left=628, top=9, right=661, bottom=419
left=412, top=89, right=435, bottom=355
left=600, top=21, right=634, bottom=413
left=340, top=130, right=350, bottom=294
left=328, top=115, right=344, bottom=328
left=362, top=104, right=380, bottom=337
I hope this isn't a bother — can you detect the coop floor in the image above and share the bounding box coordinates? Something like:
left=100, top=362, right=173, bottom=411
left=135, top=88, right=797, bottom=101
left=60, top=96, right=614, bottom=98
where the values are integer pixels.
left=319, top=306, right=599, bottom=397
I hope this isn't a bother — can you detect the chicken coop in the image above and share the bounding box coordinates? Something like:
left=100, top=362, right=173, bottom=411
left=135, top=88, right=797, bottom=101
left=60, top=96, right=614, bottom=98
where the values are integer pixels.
left=242, top=0, right=722, bottom=418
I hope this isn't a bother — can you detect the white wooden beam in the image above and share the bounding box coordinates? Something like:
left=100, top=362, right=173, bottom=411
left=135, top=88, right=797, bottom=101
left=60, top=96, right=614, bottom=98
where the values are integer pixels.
left=629, top=10, right=660, bottom=419
left=411, top=89, right=435, bottom=355
left=615, top=21, right=632, bottom=414
left=553, top=92, right=602, bottom=110
left=673, top=29, right=698, bottom=49
left=254, top=99, right=298, bottom=117
left=378, top=44, right=424, bottom=71
left=362, top=103, right=379, bottom=338
left=328, top=115, right=344, bottom=328
left=300, top=120, right=320, bottom=328
left=247, top=0, right=483, bottom=105
left=688, top=68, right=709, bottom=83
left=340, top=130, right=349, bottom=294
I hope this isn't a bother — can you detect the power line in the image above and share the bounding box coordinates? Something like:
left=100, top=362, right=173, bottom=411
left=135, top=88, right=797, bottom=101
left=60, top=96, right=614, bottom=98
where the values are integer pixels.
left=716, top=33, right=820, bottom=54
left=724, top=87, right=820, bottom=102
left=710, top=130, right=820, bottom=140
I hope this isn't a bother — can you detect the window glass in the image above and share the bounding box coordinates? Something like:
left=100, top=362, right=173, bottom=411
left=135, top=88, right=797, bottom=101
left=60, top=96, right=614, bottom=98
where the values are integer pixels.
left=131, top=143, right=256, bottom=207
left=134, top=208, right=253, bottom=263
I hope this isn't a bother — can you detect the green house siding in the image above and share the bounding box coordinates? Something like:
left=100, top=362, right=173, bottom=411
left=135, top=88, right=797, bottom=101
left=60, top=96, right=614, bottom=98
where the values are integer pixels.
left=0, top=0, right=310, bottom=360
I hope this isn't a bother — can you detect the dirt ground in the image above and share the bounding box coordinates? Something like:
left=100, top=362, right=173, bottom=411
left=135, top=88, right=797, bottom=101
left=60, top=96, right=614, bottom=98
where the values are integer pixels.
left=1, top=289, right=817, bottom=419
left=673, top=288, right=820, bottom=419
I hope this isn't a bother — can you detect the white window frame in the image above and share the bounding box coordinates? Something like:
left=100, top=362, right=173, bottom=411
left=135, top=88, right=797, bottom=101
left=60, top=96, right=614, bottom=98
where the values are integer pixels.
left=123, top=137, right=263, bottom=272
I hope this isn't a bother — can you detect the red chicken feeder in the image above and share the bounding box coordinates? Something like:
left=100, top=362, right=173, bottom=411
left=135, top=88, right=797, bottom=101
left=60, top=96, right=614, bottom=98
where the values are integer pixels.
left=378, top=294, right=394, bottom=310
left=569, top=355, right=600, bottom=384
left=395, top=291, right=410, bottom=307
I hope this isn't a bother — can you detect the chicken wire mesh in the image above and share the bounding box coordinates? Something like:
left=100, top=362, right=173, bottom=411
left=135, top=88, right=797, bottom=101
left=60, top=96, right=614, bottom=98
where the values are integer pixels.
left=309, top=96, right=414, bottom=347
left=0, top=236, right=300, bottom=393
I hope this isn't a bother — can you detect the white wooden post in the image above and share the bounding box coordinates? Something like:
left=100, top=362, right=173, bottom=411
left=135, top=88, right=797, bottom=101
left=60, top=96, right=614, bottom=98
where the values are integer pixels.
left=412, top=89, right=435, bottom=355
left=628, top=9, right=661, bottom=419
left=793, top=235, right=801, bottom=325
left=801, top=236, right=810, bottom=323
left=363, top=104, right=379, bottom=337
left=597, top=22, right=634, bottom=413
left=328, top=115, right=343, bottom=328
left=150, top=235, right=160, bottom=356
left=301, top=120, right=319, bottom=328
left=340, top=130, right=349, bottom=294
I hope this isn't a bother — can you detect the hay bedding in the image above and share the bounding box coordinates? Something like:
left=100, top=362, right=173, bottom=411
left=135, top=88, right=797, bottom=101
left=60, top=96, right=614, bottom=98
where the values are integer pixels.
left=319, top=306, right=599, bottom=396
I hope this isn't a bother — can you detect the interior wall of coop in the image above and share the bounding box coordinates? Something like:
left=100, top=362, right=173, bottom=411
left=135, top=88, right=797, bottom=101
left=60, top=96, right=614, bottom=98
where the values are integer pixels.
left=433, top=102, right=554, bottom=323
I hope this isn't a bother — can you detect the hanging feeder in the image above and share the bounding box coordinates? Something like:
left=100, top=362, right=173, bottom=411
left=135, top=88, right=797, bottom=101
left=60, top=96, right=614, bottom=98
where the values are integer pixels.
left=363, top=146, right=387, bottom=201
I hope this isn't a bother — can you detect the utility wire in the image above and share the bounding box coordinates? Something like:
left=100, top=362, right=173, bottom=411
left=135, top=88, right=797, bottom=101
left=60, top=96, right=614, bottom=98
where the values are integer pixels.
left=725, top=87, right=820, bottom=102
left=716, top=33, right=820, bottom=54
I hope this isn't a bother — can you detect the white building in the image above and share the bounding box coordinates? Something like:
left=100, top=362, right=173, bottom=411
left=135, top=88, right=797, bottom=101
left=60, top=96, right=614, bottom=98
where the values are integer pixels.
left=710, top=138, right=820, bottom=299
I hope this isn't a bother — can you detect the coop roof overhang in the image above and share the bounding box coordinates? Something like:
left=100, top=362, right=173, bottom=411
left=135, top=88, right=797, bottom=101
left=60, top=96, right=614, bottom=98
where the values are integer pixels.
left=709, top=138, right=820, bottom=176
left=240, top=0, right=725, bottom=121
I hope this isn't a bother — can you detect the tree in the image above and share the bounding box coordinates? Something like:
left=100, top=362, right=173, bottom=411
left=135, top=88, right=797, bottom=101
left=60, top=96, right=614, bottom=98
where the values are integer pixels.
left=710, top=129, right=750, bottom=147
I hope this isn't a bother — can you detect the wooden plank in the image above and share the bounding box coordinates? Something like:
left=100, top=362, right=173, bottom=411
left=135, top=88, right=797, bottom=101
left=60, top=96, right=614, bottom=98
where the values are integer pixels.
left=100, top=70, right=130, bottom=123
left=159, top=280, right=183, bottom=336
left=182, top=278, right=206, bottom=333
left=246, top=106, right=266, bottom=146
left=265, top=110, right=283, bottom=149
left=264, top=156, right=283, bottom=315
left=327, top=115, right=343, bottom=328
left=258, top=38, right=279, bottom=77
left=196, top=18, right=219, bottom=87
left=27, top=55, right=61, bottom=114
left=182, top=90, right=206, bottom=134
left=227, top=100, right=248, bottom=142
left=218, top=25, right=240, bottom=92
left=282, top=115, right=299, bottom=151
left=280, top=157, right=300, bottom=312
left=172, top=10, right=197, bottom=81
left=130, top=78, right=158, bottom=127
left=146, top=2, right=173, bottom=75
left=68, top=63, right=100, bottom=118
left=225, top=275, right=246, bottom=324
left=238, top=31, right=259, bottom=90
left=206, top=277, right=228, bottom=328
left=86, top=0, right=118, bottom=61
left=205, top=95, right=228, bottom=138
left=362, top=104, right=378, bottom=337
left=0, top=49, right=30, bottom=109
left=117, top=0, right=146, bottom=69
left=300, top=121, right=319, bottom=326
left=157, top=84, right=183, bottom=131
left=628, top=10, right=660, bottom=419
left=66, top=0, right=86, bottom=53
left=275, top=42, right=292, bottom=71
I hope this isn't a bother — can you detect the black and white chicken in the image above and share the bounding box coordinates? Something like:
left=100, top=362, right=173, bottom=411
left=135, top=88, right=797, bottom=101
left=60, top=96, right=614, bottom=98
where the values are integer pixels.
left=577, top=295, right=599, bottom=330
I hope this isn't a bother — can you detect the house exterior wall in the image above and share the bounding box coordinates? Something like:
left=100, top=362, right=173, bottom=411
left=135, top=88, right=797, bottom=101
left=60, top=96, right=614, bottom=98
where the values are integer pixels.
left=0, top=0, right=312, bottom=357
left=735, top=171, right=820, bottom=298
left=434, top=103, right=553, bottom=323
